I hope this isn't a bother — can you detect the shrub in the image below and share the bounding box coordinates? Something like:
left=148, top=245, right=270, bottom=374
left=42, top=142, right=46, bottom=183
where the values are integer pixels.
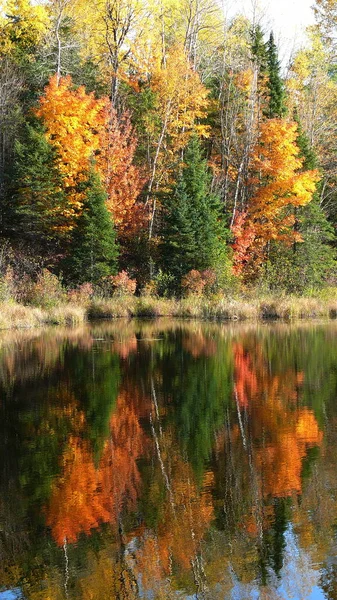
left=153, top=270, right=176, bottom=297
left=29, top=269, right=66, bottom=308
left=0, top=266, right=17, bottom=302
left=108, top=270, right=137, bottom=296
left=181, top=270, right=206, bottom=296
left=67, top=282, right=94, bottom=305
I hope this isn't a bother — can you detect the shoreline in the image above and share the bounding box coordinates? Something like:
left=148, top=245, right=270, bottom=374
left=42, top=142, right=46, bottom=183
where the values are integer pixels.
left=1, top=294, right=337, bottom=331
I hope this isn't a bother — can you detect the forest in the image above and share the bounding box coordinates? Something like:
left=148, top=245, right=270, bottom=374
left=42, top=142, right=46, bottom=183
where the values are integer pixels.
left=0, top=0, right=337, bottom=308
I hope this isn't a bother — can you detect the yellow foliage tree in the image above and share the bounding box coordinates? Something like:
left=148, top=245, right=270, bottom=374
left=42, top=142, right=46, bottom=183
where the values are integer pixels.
left=35, top=75, right=107, bottom=222
left=0, top=0, right=50, bottom=57
left=144, top=44, right=209, bottom=236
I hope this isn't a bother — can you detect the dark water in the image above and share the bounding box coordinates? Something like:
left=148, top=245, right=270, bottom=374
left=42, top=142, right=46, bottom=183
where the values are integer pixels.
left=1, top=319, right=337, bottom=599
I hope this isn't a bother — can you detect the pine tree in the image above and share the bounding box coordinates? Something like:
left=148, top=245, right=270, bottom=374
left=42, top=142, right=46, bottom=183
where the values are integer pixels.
left=251, top=25, right=268, bottom=72
left=265, top=32, right=286, bottom=118
left=62, top=170, right=119, bottom=286
left=292, top=120, right=336, bottom=290
left=160, top=136, right=229, bottom=293
left=8, top=119, right=67, bottom=254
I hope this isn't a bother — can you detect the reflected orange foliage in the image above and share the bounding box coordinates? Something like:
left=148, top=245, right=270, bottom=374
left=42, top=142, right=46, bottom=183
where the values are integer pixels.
left=46, top=436, right=110, bottom=545
left=99, top=392, right=145, bottom=520
left=182, top=331, right=217, bottom=357
left=112, top=335, right=138, bottom=358
left=46, top=393, right=145, bottom=546
left=233, top=342, right=258, bottom=408
left=233, top=341, right=322, bottom=499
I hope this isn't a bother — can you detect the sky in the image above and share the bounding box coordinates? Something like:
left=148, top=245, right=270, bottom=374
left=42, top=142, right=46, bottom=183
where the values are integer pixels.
left=227, top=0, right=316, bottom=64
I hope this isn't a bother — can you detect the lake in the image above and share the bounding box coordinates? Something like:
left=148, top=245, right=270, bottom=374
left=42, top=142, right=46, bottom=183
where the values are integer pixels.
left=1, top=319, right=337, bottom=599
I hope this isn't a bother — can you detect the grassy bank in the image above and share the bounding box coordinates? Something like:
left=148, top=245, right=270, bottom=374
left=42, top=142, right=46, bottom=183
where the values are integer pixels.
left=1, top=292, right=337, bottom=330
left=89, top=294, right=337, bottom=321
left=0, top=302, right=86, bottom=330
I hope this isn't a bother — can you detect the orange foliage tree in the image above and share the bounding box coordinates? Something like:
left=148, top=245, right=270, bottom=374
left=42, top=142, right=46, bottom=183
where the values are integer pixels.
left=35, top=75, right=143, bottom=233
left=231, top=119, right=320, bottom=277
left=98, top=109, right=146, bottom=236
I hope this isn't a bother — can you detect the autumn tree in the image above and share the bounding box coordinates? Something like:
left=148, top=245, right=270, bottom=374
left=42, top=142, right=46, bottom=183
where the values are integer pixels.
left=134, top=44, right=209, bottom=238
left=97, top=108, right=144, bottom=236
left=286, top=29, right=337, bottom=225
left=35, top=75, right=107, bottom=225
left=35, top=75, right=143, bottom=235
left=232, top=119, right=320, bottom=279
left=264, top=119, right=335, bottom=291
left=208, top=16, right=259, bottom=225
left=0, top=0, right=50, bottom=62
left=314, top=0, right=337, bottom=49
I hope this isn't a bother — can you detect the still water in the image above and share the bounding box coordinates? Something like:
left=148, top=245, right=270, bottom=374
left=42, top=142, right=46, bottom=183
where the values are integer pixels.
left=1, top=319, right=337, bottom=599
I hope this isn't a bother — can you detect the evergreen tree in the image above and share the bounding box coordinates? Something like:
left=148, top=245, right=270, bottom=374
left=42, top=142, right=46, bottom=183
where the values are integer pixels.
left=265, top=32, right=286, bottom=118
left=251, top=25, right=268, bottom=72
left=8, top=119, right=67, bottom=254
left=292, top=120, right=336, bottom=289
left=62, top=170, right=119, bottom=286
left=160, top=136, right=229, bottom=293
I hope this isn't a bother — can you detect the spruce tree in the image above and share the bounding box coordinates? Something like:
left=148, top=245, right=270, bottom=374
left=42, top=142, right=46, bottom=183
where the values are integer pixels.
left=251, top=25, right=268, bottom=72
left=160, top=136, right=229, bottom=293
left=62, top=170, right=119, bottom=286
left=265, top=32, right=286, bottom=118
left=293, top=120, right=335, bottom=289
left=8, top=119, right=67, bottom=254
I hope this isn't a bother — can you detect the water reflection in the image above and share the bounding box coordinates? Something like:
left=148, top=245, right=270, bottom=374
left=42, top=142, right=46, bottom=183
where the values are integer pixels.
left=0, top=320, right=337, bottom=599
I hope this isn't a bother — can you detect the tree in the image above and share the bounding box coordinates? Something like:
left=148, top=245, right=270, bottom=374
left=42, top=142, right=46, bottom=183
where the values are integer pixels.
left=97, top=108, right=145, bottom=236
left=61, top=170, right=118, bottom=285
left=286, top=29, right=337, bottom=224
left=0, top=0, right=50, bottom=62
left=139, top=44, right=209, bottom=240
left=35, top=75, right=107, bottom=224
left=232, top=119, right=320, bottom=279
left=313, top=0, right=337, bottom=50
left=9, top=118, right=68, bottom=242
left=263, top=119, right=335, bottom=292
left=160, top=135, right=230, bottom=292
left=36, top=75, right=143, bottom=236
left=265, top=32, right=286, bottom=118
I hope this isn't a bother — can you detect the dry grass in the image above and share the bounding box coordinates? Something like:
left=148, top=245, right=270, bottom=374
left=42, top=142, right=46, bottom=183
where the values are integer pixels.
left=0, top=291, right=337, bottom=331
left=44, top=304, right=86, bottom=325
left=0, top=302, right=86, bottom=330
left=87, top=298, right=131, bottom=319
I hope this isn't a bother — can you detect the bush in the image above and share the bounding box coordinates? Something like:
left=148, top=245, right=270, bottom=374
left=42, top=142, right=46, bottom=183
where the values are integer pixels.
left=107, top=270, right=137, bottom=297
left=182, top=270, right=206, bottom=296
left=153, top=270, right=176, bottom=297
left=67, top=282, right=94, bottom=305
left=28, top=269, right=66, bottom=308
left=0, top=266, right=17, bottom=302
left=181, top=269, right=218, bottom=297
